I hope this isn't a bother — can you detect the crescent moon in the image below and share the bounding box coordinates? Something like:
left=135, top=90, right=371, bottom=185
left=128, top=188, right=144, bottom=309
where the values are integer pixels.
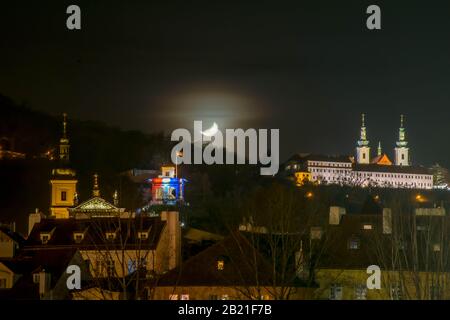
left=201, top=122, right=219, bottom=137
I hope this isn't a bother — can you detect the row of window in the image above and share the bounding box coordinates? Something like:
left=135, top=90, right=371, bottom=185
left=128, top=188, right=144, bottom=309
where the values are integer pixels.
left=330, top=284, right=403, bottom=300
left=356, top=172, right=432, bottom=180
left=309, top=161, right=351, bottom=168
left=311, top=168, right=350, bottom=174
left=330, top=283, right=444, bottom=300
left=39, top=230, right=150, bottom=244
left=311, top=175, right=432, bottom=188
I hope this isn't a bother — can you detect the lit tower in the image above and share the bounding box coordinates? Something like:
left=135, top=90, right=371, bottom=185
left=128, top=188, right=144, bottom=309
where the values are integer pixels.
left=356, top=113, right=370, bottom=164
left=59, top=113, right=70, bottom=161
left=149, top=165, right=187, bottom=206
left=50, top=113, right=78, bottom=219
left=394, top=114, right=410, bottom=166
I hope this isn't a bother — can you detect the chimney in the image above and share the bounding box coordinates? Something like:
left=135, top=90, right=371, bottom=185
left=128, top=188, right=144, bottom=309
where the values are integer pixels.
left=28, top=209, right=43, bottom=236
left=382, top=208, right=392, bottom=234
left=160, top=211, right=181, bottom=270
left=329, top=206, right=346, bottom=225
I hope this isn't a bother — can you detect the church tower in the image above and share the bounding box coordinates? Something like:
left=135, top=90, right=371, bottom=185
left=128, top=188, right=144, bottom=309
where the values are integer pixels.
left=394, top=114, right=410, bottom=166
left=356, top=113, right=370, bottom=164
left=50, top=113, right=78, bottom=219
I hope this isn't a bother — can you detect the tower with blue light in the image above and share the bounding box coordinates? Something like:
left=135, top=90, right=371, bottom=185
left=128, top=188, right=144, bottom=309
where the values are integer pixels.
left=149, top=165, right=187, bottom=205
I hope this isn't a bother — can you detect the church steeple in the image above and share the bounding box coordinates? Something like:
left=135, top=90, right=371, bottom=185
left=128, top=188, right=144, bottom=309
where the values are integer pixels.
left=358, top=113, right=369, bottom=145
left=395, top=114, right=410, bottom=166
left=59, top=113, right=70, bottom=162
left=356, top=113, right=370, bottom=164
left=397, top=114, right=407, bottom=146
left=377, top=141, right=382, bottom=156
left=50, top=113, right=77, bottom=219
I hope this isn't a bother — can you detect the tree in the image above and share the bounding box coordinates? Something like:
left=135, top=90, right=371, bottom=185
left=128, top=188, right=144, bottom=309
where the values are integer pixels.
left=370, top=198, right=450, bottom=300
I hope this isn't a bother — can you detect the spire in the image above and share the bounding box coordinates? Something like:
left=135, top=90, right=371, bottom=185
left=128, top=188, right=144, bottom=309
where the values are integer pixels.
left=113, top=190, right=119, bottom=206
left=396, top=114, right=408, bottom=147
left=59, top=113, right=70, bottom=161
left=357, top=113, right=369, bottom=146
left=93, top=174, right=100, bottom=197
left=62, top=113, right=67, bottom=139
left=377, top=141, right=382, bottom=156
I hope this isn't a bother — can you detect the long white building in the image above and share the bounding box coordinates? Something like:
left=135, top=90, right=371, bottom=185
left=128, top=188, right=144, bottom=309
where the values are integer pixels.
left=285, top=114, right=433, bottom=190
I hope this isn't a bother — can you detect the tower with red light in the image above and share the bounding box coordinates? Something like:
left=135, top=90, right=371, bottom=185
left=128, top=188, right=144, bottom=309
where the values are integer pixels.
left=149, top=165, right=187, bottom=205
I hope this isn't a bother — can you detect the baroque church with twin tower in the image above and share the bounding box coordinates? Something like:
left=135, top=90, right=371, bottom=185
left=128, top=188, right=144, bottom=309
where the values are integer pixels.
left=285, top=114, right=433, bottom=189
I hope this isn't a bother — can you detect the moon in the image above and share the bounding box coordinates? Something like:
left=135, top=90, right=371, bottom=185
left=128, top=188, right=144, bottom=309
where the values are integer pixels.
left=201, top=122, right=219, bottom=137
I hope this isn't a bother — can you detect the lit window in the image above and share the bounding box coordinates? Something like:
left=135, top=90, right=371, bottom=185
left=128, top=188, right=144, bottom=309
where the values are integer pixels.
left=138, top=232, right=148, bottom=240
left=169, top=294, right=179, bottom=300
left=363, top=224, right=372, bottom=230
left=105, top=232, right=117, bottom=240
left=217, top=260, right=224, bottom=271
left=417, top=225, right=427, bottom=231
left=73, top=232, right=84, bottom=243
left=181, top=294, right=190, bottom=300
left=33, top=273, right=40, bottom=283
left=390, top=283, right=402, bottom=300
left=310, top=227, right=323, bottom=240
left=348, top=238, right=360, bottom=250
left=40, top=233, right=51, bottom=244
left=433, top=244, right=441, bottom=252
left=330, top=284, right=343, bottom=300
left=355, top=285, right=367, bottom=300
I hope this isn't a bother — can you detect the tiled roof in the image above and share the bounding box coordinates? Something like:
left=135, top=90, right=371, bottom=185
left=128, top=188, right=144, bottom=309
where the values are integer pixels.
left=287, top=153, right=353, bottom=164
left=0, top=248, right=79, bottom=299
left=24, top=217, right=165, bottom=250
left=157, top=232, right=275, bottom=287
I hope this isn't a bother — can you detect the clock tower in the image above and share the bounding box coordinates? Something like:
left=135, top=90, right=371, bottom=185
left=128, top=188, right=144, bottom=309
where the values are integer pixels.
left=356, top=113, right=370, bottom=164
left=50, top=113, right=78, bottom=219
left=394, top=114, right=410, bottom=166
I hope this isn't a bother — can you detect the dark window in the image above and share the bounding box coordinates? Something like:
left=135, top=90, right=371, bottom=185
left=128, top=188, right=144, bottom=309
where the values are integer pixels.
left=61, top=191, right=67, bottom=201
left=348, top=238, right=360, bottom=250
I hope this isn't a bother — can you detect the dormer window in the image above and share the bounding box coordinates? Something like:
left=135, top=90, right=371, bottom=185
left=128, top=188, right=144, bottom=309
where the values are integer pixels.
left=363, top=224, right=373, bottom=230
left=105, top=232, right=117, bottom=241
left=40, top=233, right=52, bottom=244
left=73, top=232, right=85, bottom=243
left=216, top=255, right=229, bottom=271
left=33, top=273, right=40, bottom=283
left=138, top=232, right=148, bottom=240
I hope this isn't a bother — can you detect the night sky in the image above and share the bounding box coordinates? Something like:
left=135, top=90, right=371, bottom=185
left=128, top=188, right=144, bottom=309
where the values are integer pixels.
left=0, top=1, right=449, bottom=166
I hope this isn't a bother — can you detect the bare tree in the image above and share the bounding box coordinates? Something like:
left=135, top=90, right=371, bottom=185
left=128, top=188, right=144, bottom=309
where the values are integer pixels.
left=370, top=199, right=450, bottom=300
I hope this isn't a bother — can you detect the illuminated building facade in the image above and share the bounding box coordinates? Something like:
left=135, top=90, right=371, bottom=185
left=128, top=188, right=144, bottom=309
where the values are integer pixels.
left=285, top=114, right=433, bottom=190
left=50, top=114, right=78, bottom=219
left=149, top=166, right=187, bottom=205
